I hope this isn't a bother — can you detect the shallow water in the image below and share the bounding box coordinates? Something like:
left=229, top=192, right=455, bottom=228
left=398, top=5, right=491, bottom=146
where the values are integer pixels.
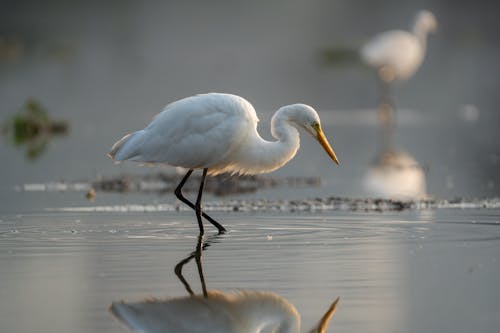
left=1, top=209, right=499, bottom=333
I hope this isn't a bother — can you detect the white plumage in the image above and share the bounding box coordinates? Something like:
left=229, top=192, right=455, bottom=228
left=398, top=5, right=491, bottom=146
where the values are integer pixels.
left=361, top=10, right=437, bottom=82
left=109, top=93, right=339, bottom=234
left=110, top=93, right=338, bottom=175
left=111, top=94, right=257, bottom=174
left=110, top=290, right=339, bottom=333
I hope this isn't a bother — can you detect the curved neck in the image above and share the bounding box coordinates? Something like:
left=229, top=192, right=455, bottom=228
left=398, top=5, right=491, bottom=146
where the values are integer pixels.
left=262, top=109, right=301, bottom=171
left=233, top=109, right=300, bottom=175
left=412, top=20, right=428, bottom=49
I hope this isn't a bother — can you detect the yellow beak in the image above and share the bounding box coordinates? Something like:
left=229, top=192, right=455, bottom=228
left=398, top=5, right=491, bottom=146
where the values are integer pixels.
left=316, top=126, right=340, bottom=165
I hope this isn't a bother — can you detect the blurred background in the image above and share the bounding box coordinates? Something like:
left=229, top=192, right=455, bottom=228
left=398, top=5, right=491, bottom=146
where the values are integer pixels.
left=1, top=0, right=499, bottom=212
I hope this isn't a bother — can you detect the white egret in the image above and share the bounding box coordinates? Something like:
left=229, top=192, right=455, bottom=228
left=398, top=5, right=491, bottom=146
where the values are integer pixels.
left=110, top=290, right=340, bottom=333
left=361, top=10, right=437, bottom=83
left=108, top=93, right=339, bottom=234
left=360, top=10, right=437, bottom=180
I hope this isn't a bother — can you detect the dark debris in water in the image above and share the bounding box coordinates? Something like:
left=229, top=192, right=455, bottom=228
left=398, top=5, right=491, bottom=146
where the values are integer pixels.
left=18, top=172, right=321, bottom=197
left=49, top=196, right=500, bottom=213
left=322, top=196, right=429, bottom=212
left=211, top=196, right=437, bottom=213
left=17, top=174, right=500, bottom=212
left=93, top=173, right=320, bottom=196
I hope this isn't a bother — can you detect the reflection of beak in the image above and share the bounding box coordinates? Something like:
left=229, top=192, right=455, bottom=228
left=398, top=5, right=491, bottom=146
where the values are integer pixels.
left=316, top=127, right=340, bottom=165
left=308, top=297, right=340, bottom=333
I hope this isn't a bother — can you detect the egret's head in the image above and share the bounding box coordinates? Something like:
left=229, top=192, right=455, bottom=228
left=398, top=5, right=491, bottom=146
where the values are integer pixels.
left=277, top=104, right=340, bottom=165
left=415, top=10, right=437, bottom=33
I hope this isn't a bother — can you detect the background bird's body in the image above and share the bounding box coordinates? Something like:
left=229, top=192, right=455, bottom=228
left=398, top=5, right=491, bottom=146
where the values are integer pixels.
left=360, top=10, right=437, bottom=82
left=361, top=30, right=423, bottom=81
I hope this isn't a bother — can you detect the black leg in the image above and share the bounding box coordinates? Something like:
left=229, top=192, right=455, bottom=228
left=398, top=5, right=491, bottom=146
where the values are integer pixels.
left=174, top=169, right=227, bottom=234
left=194, top=169, right=208, bottom=235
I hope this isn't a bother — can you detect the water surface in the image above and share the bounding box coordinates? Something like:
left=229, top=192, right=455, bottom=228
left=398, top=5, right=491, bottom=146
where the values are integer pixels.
left=1, top=209, right=499, bottom=332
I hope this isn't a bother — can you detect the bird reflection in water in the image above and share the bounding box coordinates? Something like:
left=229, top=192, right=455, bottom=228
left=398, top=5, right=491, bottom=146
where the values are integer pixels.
left=364, top=149, right=427, bottom=200
left=362, top=102, right=428, bottom=200
left=110, top=236, right=340, bottom=333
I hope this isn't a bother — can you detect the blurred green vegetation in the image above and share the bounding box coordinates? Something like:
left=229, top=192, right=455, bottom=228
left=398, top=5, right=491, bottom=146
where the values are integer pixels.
left=2, top=99, right=69, bottom=160
left=320, top=46, right=361, bottom=67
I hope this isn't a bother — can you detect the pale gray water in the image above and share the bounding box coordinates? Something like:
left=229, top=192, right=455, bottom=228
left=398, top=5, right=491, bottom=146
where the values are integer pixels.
left=1, top=209, right=499, bottom=333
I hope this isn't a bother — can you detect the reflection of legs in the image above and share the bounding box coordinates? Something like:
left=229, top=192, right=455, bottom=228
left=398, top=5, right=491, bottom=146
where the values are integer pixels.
left=174, top=254, right=195, bottom=296
left=174, top=169, right=226, bottom=234
left=195, top=236, right=208, bottom=297
left=174, top=235, right=215, bottom=298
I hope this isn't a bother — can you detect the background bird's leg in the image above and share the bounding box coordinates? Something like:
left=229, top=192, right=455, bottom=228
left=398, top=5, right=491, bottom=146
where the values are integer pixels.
left=174, top=169, right=227, bottom=234
left=376, top=72, right=396, bottom=152
left=376, top=70, right=396, bottom=112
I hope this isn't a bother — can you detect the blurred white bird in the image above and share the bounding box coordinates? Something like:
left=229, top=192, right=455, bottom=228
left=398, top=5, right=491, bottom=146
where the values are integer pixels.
left=360, top=10, right=437, bottom=171
left=109, top=93, right=339, bottom=234
left=363, top=150, right=427, bottom=200
left=110, top=290, right=340, bottom=333
left=361, top=10, right=437, bottom=83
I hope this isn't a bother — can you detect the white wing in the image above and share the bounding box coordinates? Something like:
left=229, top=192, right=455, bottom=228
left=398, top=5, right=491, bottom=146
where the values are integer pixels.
left=110, top=93, right=258, bottom=170
left=361, top=30, right=423, bottom=79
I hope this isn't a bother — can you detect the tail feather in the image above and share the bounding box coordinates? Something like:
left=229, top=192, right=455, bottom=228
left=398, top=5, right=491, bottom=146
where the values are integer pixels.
left=108, top=131, right=143, bottom=161
left=109, top=302, right=145, bottom=332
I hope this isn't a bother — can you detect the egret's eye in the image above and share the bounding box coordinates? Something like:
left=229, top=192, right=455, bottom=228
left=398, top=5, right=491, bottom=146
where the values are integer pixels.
left=311, top=122, right=320, bottom=131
